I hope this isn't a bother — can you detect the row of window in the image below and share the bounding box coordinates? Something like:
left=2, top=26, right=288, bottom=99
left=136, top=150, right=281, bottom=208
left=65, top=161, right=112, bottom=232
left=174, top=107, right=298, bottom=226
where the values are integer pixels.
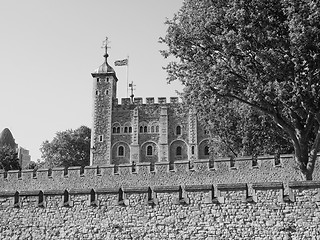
left=112, top=125, right=183, bottom=135
left=96, top=77, right=110, bottom=83
left=95, top=89, right=109, bottom=96
left=116, top=145, right=209, bottom=157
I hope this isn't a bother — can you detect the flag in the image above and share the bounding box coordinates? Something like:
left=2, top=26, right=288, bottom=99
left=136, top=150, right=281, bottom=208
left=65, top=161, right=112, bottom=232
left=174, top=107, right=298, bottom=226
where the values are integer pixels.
left=114, top=59, right=128, bottom=66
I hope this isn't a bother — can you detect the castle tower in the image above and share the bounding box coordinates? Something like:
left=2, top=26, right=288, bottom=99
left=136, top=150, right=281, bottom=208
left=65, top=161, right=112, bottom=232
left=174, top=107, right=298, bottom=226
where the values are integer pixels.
left=90, top=37, right=118, bottom=165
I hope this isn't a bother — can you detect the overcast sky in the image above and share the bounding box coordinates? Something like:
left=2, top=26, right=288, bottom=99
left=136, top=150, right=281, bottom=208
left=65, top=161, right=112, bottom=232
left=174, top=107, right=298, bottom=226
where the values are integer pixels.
left=0, top=1, right=183, bottom=162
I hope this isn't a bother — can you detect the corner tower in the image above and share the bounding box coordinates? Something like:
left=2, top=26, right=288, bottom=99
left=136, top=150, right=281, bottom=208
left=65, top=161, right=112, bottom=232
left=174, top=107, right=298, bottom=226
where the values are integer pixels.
left=90, top=37, right=118, bottom=165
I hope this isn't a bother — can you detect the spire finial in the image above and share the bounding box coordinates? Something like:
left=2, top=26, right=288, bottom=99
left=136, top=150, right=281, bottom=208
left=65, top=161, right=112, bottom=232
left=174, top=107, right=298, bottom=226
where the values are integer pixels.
left=101, top=37, right=111, bottom=61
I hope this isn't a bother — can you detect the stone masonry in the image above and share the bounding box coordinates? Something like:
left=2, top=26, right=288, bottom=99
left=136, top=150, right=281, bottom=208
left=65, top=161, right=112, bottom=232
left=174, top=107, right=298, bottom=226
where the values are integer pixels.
left=1, top=155, right=320, bottom=239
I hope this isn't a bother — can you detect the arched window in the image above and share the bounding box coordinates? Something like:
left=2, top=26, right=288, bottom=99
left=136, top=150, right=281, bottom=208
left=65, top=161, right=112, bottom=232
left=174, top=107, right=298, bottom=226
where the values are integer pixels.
left=105, top=90, right=109, bottom=95
left=176, top=146, right=182, bottom=156
left=144, top=126, right=148, bottom=133
left=156, top=126, right=159, bottom=132
left=116, top=127, right=120, bottom=133
left=113, top=127, right=117, bottom=133
left=118, top=146, right=124, bottom=156
left=97, top=78, right=100, bottom=83
left=204, top=146, right=209, bottom=156
left=139, top=126, right=143, bottom=133
left=129, top=127, right=132, bottom=133
left=191, top=146, right=195, bottom=154
left=176, top=126, right=181, bottom=135
left=146, top=145, right=153, bottom=156
left=151, top=126, right=154, bottom=133
left=124, top=127, right=128, bottom=133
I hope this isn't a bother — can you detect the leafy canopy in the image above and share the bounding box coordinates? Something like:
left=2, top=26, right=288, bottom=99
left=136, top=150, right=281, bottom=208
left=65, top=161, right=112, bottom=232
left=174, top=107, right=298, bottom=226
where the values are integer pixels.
left=161, top=0, right=320, bottom=178
left=0, top=145, right=20, bottom=171
left=40, top=126, right=91, bottom=168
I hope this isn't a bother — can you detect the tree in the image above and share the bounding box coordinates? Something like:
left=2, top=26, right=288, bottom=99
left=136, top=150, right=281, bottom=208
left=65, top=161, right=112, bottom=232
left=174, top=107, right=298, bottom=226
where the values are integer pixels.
left=161, top=0, right=320, bottom=179
left=0, top=145, right=21, bottom=171
left=199, top=98, right=293, bottom=158
left=40, top=126, right=91, bottom=168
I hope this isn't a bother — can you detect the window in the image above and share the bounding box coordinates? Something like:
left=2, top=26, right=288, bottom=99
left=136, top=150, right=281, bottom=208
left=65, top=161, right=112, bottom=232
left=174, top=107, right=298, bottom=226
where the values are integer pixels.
left=106, top=77, right=109, bottom=83
left=191, top=146, right=195, bottom=154
left=140, top=126, right=143, bottom=133
left=99, top=135, right=103, bottom=142
left=146, top=145, right=153, bottom=156
left=176, top=126, right=181, bottom=135
left=176, top=146, right=182, bottom=156
left=95, top=90, right=99, bottom=96
left=97, top=78, right=100, bottom=83
left=156, top=126, right=159, bottom=132
left=113, top=127, right=117, bottom=133
left=116, top=127, right=120, bottom=133
left=124, top=127, right=128, bottom=133
left=204, top=146, right=209, bottom=156
left=151, top=126, right=154, bottom=133
left=144, top=126, right=148, bottom=133
left=118, top=146, right=124, bottom=156
left=105, top=90, right=109, bottom=95
left=129, top=127, right=132, bottom=133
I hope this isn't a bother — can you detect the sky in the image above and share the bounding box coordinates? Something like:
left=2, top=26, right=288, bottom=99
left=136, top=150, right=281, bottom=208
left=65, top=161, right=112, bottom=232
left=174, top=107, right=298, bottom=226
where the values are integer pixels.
left=0, top=0, right=184, bottom=162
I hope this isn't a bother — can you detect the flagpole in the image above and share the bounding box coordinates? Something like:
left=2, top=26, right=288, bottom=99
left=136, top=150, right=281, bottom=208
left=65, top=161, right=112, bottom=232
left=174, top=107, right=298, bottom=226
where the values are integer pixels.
left=126, top=56, right=129, bottom=98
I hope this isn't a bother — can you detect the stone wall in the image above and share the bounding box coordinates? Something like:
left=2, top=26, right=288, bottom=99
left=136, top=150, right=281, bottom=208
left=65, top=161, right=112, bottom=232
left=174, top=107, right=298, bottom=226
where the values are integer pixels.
left=1, top=155, right=320, bottom=239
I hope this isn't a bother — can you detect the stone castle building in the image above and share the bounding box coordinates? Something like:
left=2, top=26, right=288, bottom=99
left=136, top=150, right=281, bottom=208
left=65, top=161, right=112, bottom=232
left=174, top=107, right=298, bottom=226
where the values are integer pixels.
left=90, top=39, right=210, bottom=166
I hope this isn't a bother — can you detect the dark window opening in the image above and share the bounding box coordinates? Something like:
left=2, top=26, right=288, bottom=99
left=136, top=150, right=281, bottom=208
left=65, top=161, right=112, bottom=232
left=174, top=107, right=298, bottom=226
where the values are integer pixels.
left=140, top=126, right=143, bottom=133
left=118, top=146, right=124, bottom=156
left=147, top=145, right=153, bottom=156
left=156, top=126, right=159, bottom=132
left=144, top=126, right=148, bottom=133
left=95, top=90, right=99, bottom=95
left=176, top=126, right=181, bottom=135
left=191, top=146, right=195, bottom=155
left=99, top=135, right=103, bottom=142
left=151, top=126, right=154, bottom=133
left=204, top=146, right=209, bottom=156
left=105, top=90, right=108, bottom=95
left=97, top=78, right=100, bottom=83
left=116, top=127, right=120, bottom=133
left=176, top=146, right=182, bottom=156
left=124, top=127, right=128, bottom=133
left=113, top=127, right=117, bottom=133
left=129, top=127, right=132, bottom=133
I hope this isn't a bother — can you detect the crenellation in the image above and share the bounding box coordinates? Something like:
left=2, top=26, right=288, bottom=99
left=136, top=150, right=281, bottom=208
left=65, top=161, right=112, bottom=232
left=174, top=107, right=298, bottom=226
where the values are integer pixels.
left=133, top=97, right=143, bottom=104
left=146, top=97, right=154, bottom=104
left=158, top=97, right=167, bottom=104
left=121, top=98, right=131, bottom=105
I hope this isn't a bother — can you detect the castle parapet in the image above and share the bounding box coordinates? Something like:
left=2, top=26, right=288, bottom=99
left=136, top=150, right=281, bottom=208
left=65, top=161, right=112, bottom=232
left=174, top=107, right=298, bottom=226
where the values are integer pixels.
left=170, top=97, right=178, bottom=104
left=146, top=97, right=154, bottom=104
left=121, top=98, right=131, bottom=105
left=134, top=98, right=143, bottom=105
left=158, top=97, right=166, bottom=104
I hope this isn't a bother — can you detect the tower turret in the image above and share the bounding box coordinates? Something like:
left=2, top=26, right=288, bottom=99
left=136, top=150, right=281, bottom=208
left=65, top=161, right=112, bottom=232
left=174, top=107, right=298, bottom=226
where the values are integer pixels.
left=90, top=37, right=118, bottom=165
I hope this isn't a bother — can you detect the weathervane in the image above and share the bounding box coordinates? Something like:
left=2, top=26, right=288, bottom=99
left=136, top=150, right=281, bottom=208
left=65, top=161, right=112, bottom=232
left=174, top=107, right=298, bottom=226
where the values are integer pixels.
left=101, top=37, right=111, bottom=59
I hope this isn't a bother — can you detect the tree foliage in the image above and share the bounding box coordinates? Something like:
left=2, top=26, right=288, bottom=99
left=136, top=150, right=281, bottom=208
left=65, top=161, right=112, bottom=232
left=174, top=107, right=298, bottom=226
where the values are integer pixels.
left=161, top=0, right=320, bottom=179
left=0, top=145, right=20, bottom=171
left=40, top=126, right=91, bottom=168
left=201, top=98, right=293, bottom=158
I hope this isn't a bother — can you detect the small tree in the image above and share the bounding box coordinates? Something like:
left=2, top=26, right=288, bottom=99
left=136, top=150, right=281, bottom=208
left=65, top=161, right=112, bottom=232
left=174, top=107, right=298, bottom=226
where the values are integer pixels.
left=40, top=126, right=91, bottom=168
left=161, top=0, right=320, bottom=179
left=0, top=145, right=20, bottom=171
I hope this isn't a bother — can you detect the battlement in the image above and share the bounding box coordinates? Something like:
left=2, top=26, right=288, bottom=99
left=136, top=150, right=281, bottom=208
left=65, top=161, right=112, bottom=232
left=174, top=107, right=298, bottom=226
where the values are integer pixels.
left=113, top=97, right=181, bottom=106
left=1, top=154, right=320, bottom=239
left=1, top=153, right=319, bottom=193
